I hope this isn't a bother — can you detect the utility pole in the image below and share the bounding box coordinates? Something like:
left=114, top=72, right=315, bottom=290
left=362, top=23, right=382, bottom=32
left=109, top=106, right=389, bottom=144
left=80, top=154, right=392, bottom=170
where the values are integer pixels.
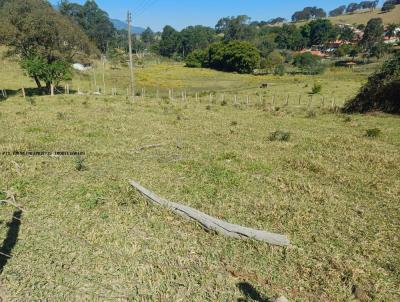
left=127, top=11, right=135, bottom=98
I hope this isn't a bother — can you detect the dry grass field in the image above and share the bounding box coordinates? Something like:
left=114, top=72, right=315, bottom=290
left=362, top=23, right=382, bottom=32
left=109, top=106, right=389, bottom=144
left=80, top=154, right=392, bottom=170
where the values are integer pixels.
left=0, top=51, right=399, bottom=301
left=328, top=5, right=400, bottom=25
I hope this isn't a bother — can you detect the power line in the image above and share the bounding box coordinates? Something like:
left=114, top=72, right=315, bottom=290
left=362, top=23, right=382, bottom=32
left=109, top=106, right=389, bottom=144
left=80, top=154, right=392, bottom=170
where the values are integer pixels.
left=132, top=0, right=159, bottom=18
left=132, top=0, right=153, bottom=16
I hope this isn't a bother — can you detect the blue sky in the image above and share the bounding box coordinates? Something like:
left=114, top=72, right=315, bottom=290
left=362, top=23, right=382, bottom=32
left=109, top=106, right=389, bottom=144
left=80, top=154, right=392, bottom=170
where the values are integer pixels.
left=51, top=0, right=385, bottom=31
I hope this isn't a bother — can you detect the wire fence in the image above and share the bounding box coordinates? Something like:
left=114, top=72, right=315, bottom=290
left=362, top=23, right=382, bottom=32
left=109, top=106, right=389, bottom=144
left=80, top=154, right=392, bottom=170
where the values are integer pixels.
left=0, top=84, right=345, bottom=112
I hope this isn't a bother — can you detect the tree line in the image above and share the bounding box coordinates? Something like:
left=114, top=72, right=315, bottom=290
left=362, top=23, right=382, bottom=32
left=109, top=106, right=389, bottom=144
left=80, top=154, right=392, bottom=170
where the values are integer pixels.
left=0, top=0, right=398, bottom=92
left=158, top=15, right=394, bottom=74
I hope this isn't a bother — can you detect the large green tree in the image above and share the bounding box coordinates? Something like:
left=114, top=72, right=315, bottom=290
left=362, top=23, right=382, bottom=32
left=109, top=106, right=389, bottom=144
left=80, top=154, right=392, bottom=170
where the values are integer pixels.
left=292, top=6, right=326, bottom=22
left=304, top=19, right=337, bottom=46
left=141, top=27, right=155, bottom=48
left=0, top=0, right=93, bottom=92
left=159, top=25, right=180, bottom=57
left=59, top=0, right=115, bottom=53
left=179, top=25, right=216, bottom=57
left=360, top=18, right=384, bottom=54
left=275, top=24, right=307, bottom=50
left=215, top=15, right=256, bottom=41
left=329, top=5, right=346, bottom=17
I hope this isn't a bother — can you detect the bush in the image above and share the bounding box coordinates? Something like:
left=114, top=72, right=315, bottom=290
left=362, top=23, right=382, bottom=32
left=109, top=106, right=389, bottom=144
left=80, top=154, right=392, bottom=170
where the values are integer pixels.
left=311, top=83, right=322, bottom=94
left=185, top=49, right=208, bottom=68
left=306, top=110, right=317, bottom=118
left=75, top=156, right=86, bottom=171
left=293, top=52, right=326, bottom=75
left=269, top=130, right=291, bottom=142
left=365, top=128, right=381, bottom=138
left=186, top=41, right=260, bottom=74
left=342, top=53, right=400, bottom=114
left=274, top=64, right=285, bottom=76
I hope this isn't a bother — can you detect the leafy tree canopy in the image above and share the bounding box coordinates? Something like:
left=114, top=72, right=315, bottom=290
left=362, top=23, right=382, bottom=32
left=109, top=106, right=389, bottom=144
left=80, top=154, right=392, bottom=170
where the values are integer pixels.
left=305, top=19, right=337, bottom=46
left=0, top=0, right=94, bottom=91
left=59, top=0, right=115, bottom=53
left=275, top=24, right=307, bottom=51
left=291, top=6, right=326, bottom=22
left=215, top=15, right=256, bottom=41
left=329, top=5, right=347, bottom=17
left=361, top=18, right=384, bottom=51
left=185, top=41, right=260, bottom=74
left=159, top=25, right=180, bottom=57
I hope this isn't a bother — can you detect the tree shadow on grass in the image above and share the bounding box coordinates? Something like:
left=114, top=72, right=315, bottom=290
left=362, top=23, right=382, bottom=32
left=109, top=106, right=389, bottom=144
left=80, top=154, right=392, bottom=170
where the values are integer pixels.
left=237, top=281, right=270, bottom=302
left=0, top=210, right=22, bottom=274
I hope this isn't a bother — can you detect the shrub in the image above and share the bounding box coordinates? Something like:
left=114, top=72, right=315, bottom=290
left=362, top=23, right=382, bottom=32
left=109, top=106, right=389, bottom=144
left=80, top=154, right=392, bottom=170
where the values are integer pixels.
left=185, top=49, right=208, bottom=68
left=343, top=115, right=352, bottom=122
left=294, top=52, right=326, bottom=75
left=365, top=128, right=381, bottom=138
left=342, top=53, right=400, bottom=114
left=269, top=130, right=291, bottom=142
left=311, top=83, right=322, bottom=94
left=83, top=192, right=103, bottom=209
left=57, top=112, right=67, bottom=120
left=274, top=64, right=285, bottom=76
left=75, top=156, right=86, bottom=171
left=306, top=110, right=317, bottom=118
left=186, top=41, right=260, bottom=74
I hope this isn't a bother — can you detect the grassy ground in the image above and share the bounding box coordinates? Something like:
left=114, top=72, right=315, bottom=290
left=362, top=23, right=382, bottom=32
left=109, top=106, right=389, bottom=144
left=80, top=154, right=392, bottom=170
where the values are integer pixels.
left=0, top=54, right=399, bottom=301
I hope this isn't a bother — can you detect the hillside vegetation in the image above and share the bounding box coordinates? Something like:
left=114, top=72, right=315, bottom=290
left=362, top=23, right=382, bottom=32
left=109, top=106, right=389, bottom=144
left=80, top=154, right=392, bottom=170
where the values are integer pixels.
left=296, top=5, right=400, bottom=26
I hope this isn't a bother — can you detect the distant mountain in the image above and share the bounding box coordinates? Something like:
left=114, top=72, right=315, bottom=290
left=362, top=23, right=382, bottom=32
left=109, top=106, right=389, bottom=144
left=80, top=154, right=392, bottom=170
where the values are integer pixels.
left=111, top=19, right=145, bottom=34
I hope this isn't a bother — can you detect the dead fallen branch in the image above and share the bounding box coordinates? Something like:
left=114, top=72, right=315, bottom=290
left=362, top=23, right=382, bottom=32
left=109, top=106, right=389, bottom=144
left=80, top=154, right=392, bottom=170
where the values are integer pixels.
left=129, top=180, right=290, bottom=247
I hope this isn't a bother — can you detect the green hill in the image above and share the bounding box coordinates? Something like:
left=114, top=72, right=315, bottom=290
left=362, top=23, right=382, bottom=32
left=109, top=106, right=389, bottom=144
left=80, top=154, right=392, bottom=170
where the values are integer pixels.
left=294, top=5, right=400, bottom=26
